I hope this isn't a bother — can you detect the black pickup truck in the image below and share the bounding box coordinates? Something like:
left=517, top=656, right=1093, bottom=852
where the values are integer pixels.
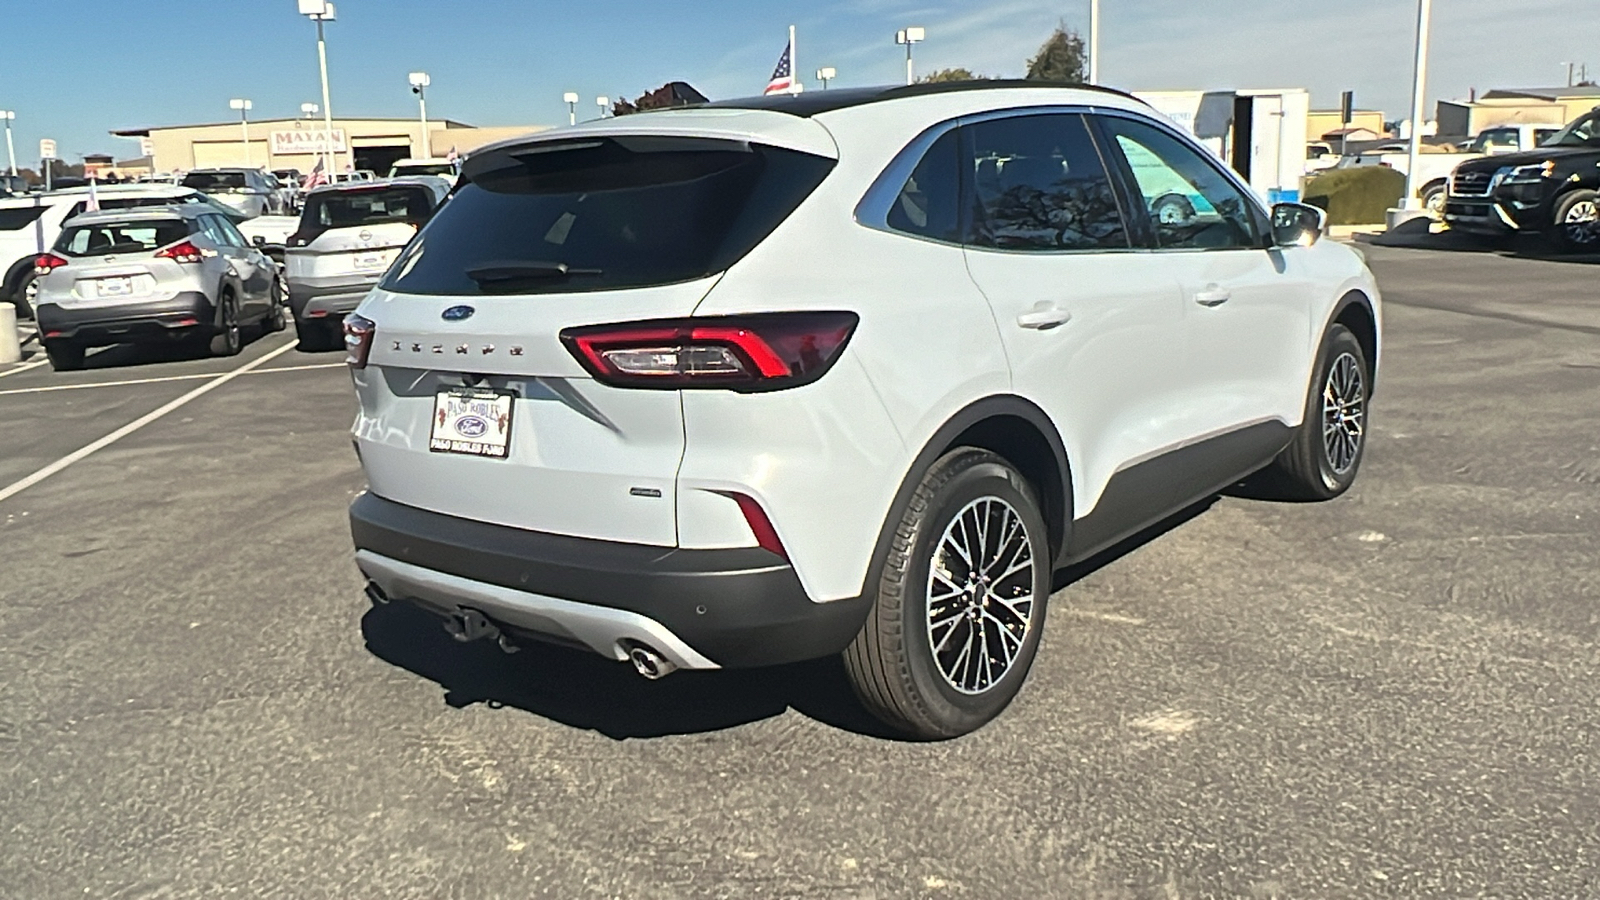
left=1443, top=107, right=1600, bottom=251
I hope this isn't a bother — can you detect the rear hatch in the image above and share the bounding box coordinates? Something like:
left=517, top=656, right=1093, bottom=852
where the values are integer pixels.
left=39, top=217, right=193, bottom=309
left=350, top=119, right=836, bottom=545
left=286, top=184, right=437, bottom=292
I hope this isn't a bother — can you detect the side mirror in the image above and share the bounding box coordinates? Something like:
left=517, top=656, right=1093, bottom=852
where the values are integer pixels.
left=251, top=235, right=268, bottom=248
left=1272, top=202, right=1327, bottom=247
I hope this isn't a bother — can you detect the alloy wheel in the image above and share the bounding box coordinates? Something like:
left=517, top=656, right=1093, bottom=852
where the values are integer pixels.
left=925, top=496, right=1037, bottom=695
left=1322, top=351, right=1366, bottom=475
left=1563, top=199, right=1599, bottom=245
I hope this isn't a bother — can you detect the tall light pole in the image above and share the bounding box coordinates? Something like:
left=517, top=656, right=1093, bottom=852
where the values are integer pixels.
left=817, top=67, right=836, bottom=90
left=409, top=71, right=431, bottom=158
left=1403, top=0, right=1433, bottom=210
left=299, top=1, right=340, bottom=174
left=230, top=98, right=254, bottom=167
left=896, top=27, right=925, bottom=85
left=0, top=111, right=15, bottom=177
left=563, top=92, right=579, bottom=125
left=1562, top=61, right=1576, bottom=87
left=1089, top=0, right=1100, bottom=84
left=596, top=96, right=609, bottom=119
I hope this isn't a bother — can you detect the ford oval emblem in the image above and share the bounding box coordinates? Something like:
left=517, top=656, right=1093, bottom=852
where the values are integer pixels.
left=441, top=305, right=475, bottom=322
left=454, top=416, right=489, bottom=438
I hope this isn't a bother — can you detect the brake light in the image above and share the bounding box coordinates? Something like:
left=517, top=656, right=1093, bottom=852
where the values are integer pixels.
left=560, top=312, right=859, bottom=391
left=156, top=241, right=205, bottom=264
left=33, top=253, right=68, bottom=275
left=344, top=313, right=376, bottom=369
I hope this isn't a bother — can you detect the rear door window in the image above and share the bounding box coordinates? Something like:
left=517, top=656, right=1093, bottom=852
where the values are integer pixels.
left=382, top=136, right=835, bottom=295
left=885, top=129, right=963, bottom=243
left=0, top=206, right=49, bottom=230
left=964, top=113, right=1131, bottom=252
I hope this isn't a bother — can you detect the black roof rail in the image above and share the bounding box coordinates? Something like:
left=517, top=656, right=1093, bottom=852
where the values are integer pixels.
left=694, top=80, right=1148, bottom=118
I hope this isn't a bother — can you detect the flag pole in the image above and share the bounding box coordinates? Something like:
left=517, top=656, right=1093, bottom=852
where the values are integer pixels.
left=789, top=25, right=799, bottom=94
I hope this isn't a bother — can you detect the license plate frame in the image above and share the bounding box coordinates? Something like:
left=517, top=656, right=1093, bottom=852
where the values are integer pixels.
left=429, top=386, right=516, bottom=459
left=96, top=277, right=133, bottom=297
left=353, top=251, right=388, bottom=272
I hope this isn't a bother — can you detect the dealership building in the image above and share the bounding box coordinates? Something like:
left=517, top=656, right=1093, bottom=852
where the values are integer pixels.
left=110, top=116, right=550, bottom=177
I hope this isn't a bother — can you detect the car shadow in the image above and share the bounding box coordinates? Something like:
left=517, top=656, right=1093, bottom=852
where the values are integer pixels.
left=1358, top=220, right=1600, bottom=264
left=360, top=600, right=902, bottom=741
left=78, top=321, right=279, bottom=371
left=1051, top=496, right=1220, bottom=593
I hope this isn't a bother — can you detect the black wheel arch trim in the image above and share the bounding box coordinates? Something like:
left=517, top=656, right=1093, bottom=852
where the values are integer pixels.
left=3, top=255, right=34, bottom=302
left=882, top=395, right=1075, bottom=570
left=1324, top=290, right=1379, bottom=396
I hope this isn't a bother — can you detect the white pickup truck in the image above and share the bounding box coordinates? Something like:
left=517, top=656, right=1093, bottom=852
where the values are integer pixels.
left=1334, top=123, right=1563, bottom=213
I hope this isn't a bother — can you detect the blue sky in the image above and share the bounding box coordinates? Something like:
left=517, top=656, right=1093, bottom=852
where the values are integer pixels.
left=0, top=0, right=1594, bottom=165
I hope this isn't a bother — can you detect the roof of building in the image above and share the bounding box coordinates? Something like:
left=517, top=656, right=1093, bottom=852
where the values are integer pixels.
left=1480, top=85, right=1600, bottom=101
left=110, top=117, right=475, bottom=138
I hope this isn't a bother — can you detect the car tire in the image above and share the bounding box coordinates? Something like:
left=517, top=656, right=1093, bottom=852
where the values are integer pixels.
left=1422, top=183, right=1446, bottom=216
left=43, top=341, right=84, bottom=371
left=11, top=270, right=38, bottom=320
left=263, top=280, right=287, bottom=334
left=843, top=448, right=1050, bottom=740
left=1262, top=323, right=1371, bottom=501
left=1550, top=190, right=1600, bottom=253
left=209, top=294, right=243, bottom=357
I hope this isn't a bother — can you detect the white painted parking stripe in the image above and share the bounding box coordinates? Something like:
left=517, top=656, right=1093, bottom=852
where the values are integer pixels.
left=0, top=358, right=50, bottom=379
left=0, top=361, right=345, bottom=397
left=0, top=338, right=301, bottom=506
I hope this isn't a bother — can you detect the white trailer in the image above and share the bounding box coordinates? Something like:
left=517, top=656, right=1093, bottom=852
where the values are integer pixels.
left=1135, top=88, right=1311, bottom=205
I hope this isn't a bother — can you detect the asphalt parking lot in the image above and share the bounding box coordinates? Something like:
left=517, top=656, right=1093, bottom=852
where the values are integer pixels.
left=1, top=242, right=1597, bottom=899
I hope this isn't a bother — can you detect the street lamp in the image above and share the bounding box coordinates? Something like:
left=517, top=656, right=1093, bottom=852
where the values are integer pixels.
left=229, top=98, right=254, bottom=167
left=0, top=111, right=15, bottom=177
left=816, top=67, right=836, bottom=90
left=563, top=92, right=579, bottom=125
left=299, top=0, right=340, bottom=176
left=1402, top=0, right=1432, bottom=211
left=596, top=96, right=609, bottom=118
left=409, top=71, right=432, bottom=158
left=895, top=27, right=925, bottom=85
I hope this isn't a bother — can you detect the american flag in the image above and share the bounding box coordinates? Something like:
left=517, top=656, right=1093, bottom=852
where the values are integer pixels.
left=302, top=156, right=327, bottom=190
left=764, top=41, right=793, bottom=95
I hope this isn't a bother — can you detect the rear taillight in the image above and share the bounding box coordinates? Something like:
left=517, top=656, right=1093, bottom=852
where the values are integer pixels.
left=344, top=313, right=376, bottom=369
left=33, top=253, right=68, bottom=275
left=156, top=241, right=205, bottom=264
left=560, top=312, right=859, bottom=392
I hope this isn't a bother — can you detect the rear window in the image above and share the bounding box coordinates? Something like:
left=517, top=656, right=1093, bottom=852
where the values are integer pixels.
left=0, top=206, right=49, bottom=231
left=382, top=136, right=835, bottom=296
left=295, top=186, right=436, bottom=242
left=183, top=171, right=248, bottom=191
left=56, top=219, right=191, bottom=256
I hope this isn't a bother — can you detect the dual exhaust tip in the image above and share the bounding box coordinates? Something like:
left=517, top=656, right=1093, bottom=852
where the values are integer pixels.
left=363, top=581, right=679, bottom=679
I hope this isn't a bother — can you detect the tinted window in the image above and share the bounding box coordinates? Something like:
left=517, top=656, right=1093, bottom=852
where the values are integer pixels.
left=56, top=219, right=191, bottom=256
left=383, top=136, right=835, bottom=296
left=1100, top=116, right=1261, bottom=251
left=306, top=187, right=433, bottom=229
left=0, top=206, right=49, bottom=231
left=196, top=215, right=232, bottom=248
left=965, top=114, right=1129, bottom=252
left=212, top=215, right=249, bottom=248
left=392, top=163, right=457, bottom=178
left=886, top=129, right=962, bottom=242
left=183, top=171, right=249, bottom=191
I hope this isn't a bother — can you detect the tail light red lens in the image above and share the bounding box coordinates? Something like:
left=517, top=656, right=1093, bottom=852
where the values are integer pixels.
left=344, top=313, right=376, bottom=369
left=720, top=491, right=789, bottom=560
left=33, top=253, right=68, bottom=275
left=155, top=241, right=205, bottom=264
left=560, top=312, right=859, bottom=391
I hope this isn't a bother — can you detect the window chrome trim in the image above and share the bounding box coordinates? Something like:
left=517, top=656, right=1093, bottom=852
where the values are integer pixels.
left=853, top=103, right=1273, bottom=249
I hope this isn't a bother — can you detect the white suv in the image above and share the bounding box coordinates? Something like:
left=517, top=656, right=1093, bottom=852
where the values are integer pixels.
left=344, top=82, right=1381, bottom=739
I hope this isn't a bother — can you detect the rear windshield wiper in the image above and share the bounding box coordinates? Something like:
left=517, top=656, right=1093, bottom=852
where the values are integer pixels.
left=465, top=262, right=603, bottom=286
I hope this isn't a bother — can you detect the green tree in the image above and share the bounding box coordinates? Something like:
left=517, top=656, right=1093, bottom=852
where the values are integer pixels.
left=918, top=67, right=988, bottom=84
left=1025, top=23, right=1087, bottom=83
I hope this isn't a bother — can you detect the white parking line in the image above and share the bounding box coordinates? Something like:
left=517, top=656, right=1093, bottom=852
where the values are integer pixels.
left=0, top=361, right=345, bottom=397
left=0, top=358, right=50, bottom=379
left=0, top=338, right=301, bottom=506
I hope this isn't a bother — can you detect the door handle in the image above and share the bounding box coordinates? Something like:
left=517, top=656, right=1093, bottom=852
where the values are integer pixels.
left=1194, top=289, right=1231, bottom=307
left=1016, top=304, right=1072, bottom=330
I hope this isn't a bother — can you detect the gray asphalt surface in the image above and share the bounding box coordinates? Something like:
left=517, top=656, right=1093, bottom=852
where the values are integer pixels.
left=1, top=243, right=1597, bottom=899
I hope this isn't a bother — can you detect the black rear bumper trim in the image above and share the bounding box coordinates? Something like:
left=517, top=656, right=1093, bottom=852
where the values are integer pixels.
left=36, top=293, right=215, bottom=345
left=348, top=492, right=872, bottom=668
